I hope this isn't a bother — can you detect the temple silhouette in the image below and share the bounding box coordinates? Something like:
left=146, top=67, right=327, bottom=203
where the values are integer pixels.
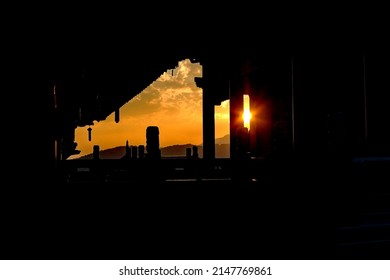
left=6, top=15, right=390, bottom=260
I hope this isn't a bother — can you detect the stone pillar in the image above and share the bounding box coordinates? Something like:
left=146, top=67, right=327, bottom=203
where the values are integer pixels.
left=229, top=79, right=244, bottom=160
left=131, top=146, right=138, bottom=159
left=138, top=145, right=145, bottom=159
left=237, top=126, right=250, bottom=159
left=146, top=126, right=161, bottom=159
left=202, top=63, right=215, bottom=159
left=249, top=92, right=260, bottom=157
left=124, top=140, right=131, bottom=159
left=186, top=147, right=192, bottom=159
left=249, top=88, right=272, bottom=158
left=192, top=146, right=199, bottom=159
left=93, top=145, right=100, bottom=160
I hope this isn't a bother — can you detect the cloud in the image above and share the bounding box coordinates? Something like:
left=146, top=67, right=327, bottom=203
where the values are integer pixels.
left=120, top=92, right=162, bottom=117
left=155, top=59, right=201, bottom=86
left=215, top=100, right=230, bottom=120
left=120, top=59, right=202, bottom=117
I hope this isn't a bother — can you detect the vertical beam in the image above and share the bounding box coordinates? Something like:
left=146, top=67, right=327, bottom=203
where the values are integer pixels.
left=291, top=56, right=295, bottom=153
left=93, top=145, right=100, bottom=160
left=202, top=63, right=215, bottom=159
left=229, top=79, right=244, bottom=159
left=115, top=108, right=120, bottom=123
left=49, top=81, right=58, bottom=175
left=362, top=53, right=368, bottom=149
left=146, top=126, right=161, bottom=159
left=254, top=89, right=272, bottom=158
left=249, top=92, right=260, bottom=157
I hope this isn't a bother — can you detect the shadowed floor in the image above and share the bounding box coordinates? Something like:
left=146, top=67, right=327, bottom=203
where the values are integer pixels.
left=1, top=158, right=389, bottom=260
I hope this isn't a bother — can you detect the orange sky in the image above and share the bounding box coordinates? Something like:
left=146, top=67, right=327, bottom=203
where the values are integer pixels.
left=71, top=59, right=231, bottom=158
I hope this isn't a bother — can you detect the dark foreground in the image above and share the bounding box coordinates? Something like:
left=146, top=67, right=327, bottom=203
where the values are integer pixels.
left=1, top=158, right=389, bottom=260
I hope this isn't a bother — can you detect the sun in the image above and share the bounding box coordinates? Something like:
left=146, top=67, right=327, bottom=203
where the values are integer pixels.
left=243, top=108, right=251, bottom=129
left=243, top=94, right=251, bottom=129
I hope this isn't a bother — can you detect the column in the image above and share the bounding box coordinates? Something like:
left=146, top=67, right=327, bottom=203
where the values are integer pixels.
left=229, top=78, right=244, bottom=160
left=202, top=63, right=215, bottom=159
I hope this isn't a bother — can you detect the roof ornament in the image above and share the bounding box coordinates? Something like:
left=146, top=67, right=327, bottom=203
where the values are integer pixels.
left=87, top=126, right=92, bottom=141
left=115, top=108, right=120, bottom=123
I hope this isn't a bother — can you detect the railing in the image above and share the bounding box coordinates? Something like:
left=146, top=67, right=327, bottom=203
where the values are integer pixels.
left=57, top=158, right=276, bottom=184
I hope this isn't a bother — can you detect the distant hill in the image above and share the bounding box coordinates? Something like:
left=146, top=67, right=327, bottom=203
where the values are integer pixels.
left=74, top=142, right=230, bottom=160
left=76, top=146, right=126, bottom=160
left=199, top=134, right=230, bottom=145
left=215, top=134, right=230, bottom=145
left=160, top=144, right=196, bottom=157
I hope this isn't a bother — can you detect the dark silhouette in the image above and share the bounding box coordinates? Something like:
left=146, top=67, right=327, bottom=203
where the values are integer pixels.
left=87, top=127, right=92, bottom=141
left=114, top=108, right=120, bottom=123
left=131, top=146, right=138, bottom=159
left=192, top=145, right=199, bottom=159
left=146, top=126, right=161, bottom=159
left=10, top=20, right=390, bottom=262
left=186, top=147, right=191, bottom=159
left=124, top=140, right=131, bottom=159
left=235, top=126, right=250, bottom=159
left=74, top=143, right=230, bottom=159
left=138, top=145, right=145, bottom=159
left=93, top=145, right=100, bottom=160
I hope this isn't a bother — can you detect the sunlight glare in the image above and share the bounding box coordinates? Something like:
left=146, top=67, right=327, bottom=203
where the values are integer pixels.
left=243, top=95, right=251, bottom=129
left=244, top=109, right=251, bottom=129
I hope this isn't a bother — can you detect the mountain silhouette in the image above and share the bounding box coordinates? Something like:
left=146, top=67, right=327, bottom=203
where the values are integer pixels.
left=74, top=136, right=230, bottom=160
left=76, top=146, right=127, bottom=159
left=198, top=134, right=230, bottom=146
left=214, top=134, right=230, bottom=145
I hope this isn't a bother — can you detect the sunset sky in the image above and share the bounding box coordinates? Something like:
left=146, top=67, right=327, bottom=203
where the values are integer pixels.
left=71, top=59, right=231, bottom=158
